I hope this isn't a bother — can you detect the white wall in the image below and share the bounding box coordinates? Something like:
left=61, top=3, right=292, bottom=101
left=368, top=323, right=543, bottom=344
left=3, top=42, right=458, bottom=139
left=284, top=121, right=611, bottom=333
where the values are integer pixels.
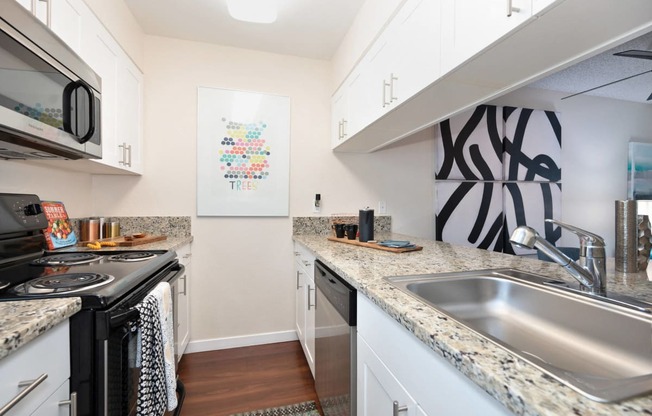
left=0, top=161, right=94, bottom=218
left=488, top=87, right=652, bottom=255
left=90, top=35, right=435, bottom=344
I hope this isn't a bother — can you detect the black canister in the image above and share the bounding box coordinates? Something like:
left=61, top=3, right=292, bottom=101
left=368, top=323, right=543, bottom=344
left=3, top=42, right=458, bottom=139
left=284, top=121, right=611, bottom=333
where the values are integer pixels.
left=359, top=208, right=374, bottom=242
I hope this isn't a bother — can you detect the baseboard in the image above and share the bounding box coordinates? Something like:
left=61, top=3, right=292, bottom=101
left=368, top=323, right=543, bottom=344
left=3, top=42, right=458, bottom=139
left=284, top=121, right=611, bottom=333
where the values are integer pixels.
left=185, top=330, right=299, bottom=353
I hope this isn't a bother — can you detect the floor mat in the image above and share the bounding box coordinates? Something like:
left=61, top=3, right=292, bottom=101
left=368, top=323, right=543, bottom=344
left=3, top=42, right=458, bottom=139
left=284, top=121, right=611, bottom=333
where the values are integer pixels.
left=229, top=400, right=321, bottom=416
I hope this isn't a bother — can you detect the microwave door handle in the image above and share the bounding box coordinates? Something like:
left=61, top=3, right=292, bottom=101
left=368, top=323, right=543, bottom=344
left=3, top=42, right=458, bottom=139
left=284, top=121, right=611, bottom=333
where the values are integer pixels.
left=76, top=80, right=96, bottom=144
left=62, top=80, right=96, bottom=144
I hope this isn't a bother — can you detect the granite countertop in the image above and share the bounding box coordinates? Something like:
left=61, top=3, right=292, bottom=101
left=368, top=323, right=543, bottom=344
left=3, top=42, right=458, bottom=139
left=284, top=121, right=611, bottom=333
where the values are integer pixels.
left=293, top=232, right=652, bottom=416
left=0, top=298, right=81, bottom=361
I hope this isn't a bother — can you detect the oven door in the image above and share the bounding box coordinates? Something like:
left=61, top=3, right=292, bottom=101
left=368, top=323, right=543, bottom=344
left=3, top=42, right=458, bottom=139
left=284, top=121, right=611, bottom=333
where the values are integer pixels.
left=88, top=263, right=184, bottom=416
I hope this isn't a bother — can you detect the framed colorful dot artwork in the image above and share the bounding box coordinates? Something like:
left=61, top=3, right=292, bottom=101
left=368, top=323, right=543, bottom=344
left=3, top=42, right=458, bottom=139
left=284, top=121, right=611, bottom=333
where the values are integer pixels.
left=197, top=87, right=290, bottom=216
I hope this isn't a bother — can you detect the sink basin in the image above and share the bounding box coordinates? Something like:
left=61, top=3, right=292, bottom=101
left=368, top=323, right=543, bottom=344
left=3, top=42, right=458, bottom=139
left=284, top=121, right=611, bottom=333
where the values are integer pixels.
left=385, top=269, right=652, bottom=402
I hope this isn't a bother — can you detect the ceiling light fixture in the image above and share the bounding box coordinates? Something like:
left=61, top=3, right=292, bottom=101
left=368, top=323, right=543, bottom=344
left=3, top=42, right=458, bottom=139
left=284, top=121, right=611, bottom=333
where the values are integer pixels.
left=226, top=0, right=278, bottom=24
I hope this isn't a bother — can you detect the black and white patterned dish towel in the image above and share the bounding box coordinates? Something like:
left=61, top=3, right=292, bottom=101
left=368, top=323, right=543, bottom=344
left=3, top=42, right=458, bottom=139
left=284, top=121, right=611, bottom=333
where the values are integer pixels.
left=135, top=282, right=177, bottom=415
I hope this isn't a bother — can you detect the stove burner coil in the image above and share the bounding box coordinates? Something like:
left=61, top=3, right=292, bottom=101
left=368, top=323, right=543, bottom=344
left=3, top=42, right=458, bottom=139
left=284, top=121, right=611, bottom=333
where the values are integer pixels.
left=107, top=252, right=157, bottom=262
left=13, top=273, right=115, bottom=294
left=32, top=253, right=103, bottom=266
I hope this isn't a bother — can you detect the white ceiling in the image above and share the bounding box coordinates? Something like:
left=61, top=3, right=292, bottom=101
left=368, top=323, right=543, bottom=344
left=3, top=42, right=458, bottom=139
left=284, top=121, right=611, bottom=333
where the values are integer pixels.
left=530, top=30, right=652, bottom=104
left=123, top=0, right=366, bottom=60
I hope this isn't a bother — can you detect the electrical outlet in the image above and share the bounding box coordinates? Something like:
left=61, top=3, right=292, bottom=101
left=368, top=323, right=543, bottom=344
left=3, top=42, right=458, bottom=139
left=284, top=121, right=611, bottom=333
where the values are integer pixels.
left=378, top=201, right=387, bottom=214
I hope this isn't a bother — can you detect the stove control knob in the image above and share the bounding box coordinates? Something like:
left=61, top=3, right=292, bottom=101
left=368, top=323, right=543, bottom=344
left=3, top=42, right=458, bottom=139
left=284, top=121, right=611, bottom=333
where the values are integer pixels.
left=24, top=203, right=43, bottom=216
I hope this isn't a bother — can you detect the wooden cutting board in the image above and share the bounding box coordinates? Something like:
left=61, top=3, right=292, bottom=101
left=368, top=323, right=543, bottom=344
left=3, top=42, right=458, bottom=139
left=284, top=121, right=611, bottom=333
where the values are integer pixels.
left=327, top=236, right=423, bottom=253
left=78, top=234, right=167, bottom=247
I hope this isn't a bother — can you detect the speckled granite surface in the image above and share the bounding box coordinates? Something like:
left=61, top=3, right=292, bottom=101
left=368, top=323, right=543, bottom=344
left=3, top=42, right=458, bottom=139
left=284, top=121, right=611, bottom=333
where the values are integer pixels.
left=293, top=215, right=391, bottom=236
left=71, top=216, right=191, bottom=240
left=0, top=298, right=81, bottom=361
left=293, top=233, right=652, bottom=416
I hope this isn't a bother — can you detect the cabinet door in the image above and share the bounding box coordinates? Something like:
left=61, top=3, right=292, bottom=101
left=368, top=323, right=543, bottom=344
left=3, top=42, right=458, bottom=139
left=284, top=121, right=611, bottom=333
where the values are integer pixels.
left=305, top=274, right=316, bottom=373
left=358, top=335, right=418, bottom=416
left=331, top=85, right=348, bottom=148
left=117, top=59, right=144, bottom=174
left=29, top=381, right=72, bottom=416
left=390, top=0, right=442, bottom=106
left=294, top=264, right=306, bottom=344
left=81, top=19, right=120, bottom=166
left=176, top=244, right=192, bottom=361
left=532, top=0, right=557, bottom=13
left=347, top=35, right=392, bottom=136
left=49, top=0, right=85, bottom=54
left=441, top=0, right=532, bottom=73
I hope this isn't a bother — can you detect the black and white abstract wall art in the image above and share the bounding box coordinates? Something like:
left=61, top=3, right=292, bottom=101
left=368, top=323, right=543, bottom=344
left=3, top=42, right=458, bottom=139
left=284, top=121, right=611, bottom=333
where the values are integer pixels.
left=503, top=106, right=562, bottom=181
left=435, top=105, right=503, bottom=180
left=503, top=182, right=562, bottom=255
left=435, top=181, right=504, bottom=252
left=434, top=105, right=562, bottom=254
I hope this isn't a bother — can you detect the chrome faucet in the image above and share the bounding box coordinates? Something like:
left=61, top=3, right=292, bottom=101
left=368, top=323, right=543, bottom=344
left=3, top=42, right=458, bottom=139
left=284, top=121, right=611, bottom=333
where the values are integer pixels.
left=510, top=219, right=607, bottom=296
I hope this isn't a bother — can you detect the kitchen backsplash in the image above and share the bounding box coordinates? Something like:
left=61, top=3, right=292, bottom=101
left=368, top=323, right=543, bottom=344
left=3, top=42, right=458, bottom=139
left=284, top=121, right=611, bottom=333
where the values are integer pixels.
left=71, top=216, right=191, bottom=239
left=293, top=215, right=391, bottom=236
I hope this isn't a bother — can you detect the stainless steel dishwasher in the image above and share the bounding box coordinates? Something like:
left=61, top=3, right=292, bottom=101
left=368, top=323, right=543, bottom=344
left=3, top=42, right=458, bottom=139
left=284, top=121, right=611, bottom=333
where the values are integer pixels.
left=315, top=260, right=357, bottom=416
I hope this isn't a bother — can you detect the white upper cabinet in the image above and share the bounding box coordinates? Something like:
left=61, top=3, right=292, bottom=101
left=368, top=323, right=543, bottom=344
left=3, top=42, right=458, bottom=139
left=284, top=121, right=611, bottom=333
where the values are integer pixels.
left=116, top=59, right=144, bottom=174
left=330, top=82, right=349, bottom=148
left=387, top=0, right=442, bottom=106
left=49, top=0, right=85, bottom=54
left=80, top=12, right=144, bottom=174
left=441, top=0, right=533, bottom=73
left=332, top=0, right=652, bottom=153
left=333, top=0, right=441, bottom=150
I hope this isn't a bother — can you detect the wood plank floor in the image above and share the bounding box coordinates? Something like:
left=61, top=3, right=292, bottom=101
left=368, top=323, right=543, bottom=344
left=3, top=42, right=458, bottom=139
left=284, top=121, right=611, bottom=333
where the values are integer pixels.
left=177, top=341, right=320, bottom=415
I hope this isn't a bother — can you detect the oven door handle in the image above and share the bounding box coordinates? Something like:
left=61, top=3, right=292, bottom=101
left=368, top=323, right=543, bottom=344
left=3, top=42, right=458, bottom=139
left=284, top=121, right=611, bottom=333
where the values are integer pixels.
left=109, top=308, right=140, bottom=328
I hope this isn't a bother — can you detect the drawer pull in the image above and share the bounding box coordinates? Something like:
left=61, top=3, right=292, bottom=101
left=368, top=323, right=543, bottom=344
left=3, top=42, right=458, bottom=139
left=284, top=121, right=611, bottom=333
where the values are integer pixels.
left=0, top=373, right=48, bottom=415
left=59, top=392, right=78, bottom=416
left=393, top=401, right=408, bottom=416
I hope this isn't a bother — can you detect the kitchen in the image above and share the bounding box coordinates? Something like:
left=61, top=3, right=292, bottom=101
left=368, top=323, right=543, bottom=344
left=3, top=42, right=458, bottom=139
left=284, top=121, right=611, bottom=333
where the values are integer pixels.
left=1, top=0, right=652, bottom=415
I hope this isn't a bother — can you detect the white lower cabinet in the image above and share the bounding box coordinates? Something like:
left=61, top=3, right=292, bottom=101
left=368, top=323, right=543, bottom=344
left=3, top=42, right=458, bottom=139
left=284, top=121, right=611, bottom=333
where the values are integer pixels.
left=0, top=320, right=74, bottom=416
left=358, top=335, right=427, bottom=416
left=294, top=242, right=316, bottom=377
left=357, top=293, right=511, bottom=415
left=175, top=243, right=192, bottom=363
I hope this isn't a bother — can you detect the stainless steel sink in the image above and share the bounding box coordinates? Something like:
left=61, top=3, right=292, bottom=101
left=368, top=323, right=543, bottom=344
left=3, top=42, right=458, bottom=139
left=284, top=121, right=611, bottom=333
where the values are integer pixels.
left=385, top=269, right=652, bottom=402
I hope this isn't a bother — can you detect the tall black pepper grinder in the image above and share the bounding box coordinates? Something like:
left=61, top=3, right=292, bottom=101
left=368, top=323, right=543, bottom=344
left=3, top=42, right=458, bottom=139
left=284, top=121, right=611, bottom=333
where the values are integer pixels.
left=359, top=207, right=374, bottom=242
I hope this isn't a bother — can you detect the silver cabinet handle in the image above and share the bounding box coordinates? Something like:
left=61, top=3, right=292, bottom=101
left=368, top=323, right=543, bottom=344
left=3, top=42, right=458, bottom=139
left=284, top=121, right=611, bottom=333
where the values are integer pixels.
left=507, top=0, right=520, bottom=16
left=341, top=119, right=347, bottom=138
left=126, top=144, right=132, bottom=167
left=0, top=373, right=48, bottom=415
left=393, top=401, right=408, bottom=416
left=302, top=260, right=311, bottom=267
left=307, top=285, right=315, bottom=310
left=179, top=274, right=187, bottom=295
left=389, top=73, right=398, bottom=103
left=294, top=251, right=300, bottom=256
left=59, top=392, right=78, bottom=416
left=296, top=271, right=302, bottom=290
left=118, top=143, right=126, bottom=165
left=382, top=79, right=391, bottom=107
left=42, top=0, right=51, bottom=27
left=338, top=120, right=343, bottom=140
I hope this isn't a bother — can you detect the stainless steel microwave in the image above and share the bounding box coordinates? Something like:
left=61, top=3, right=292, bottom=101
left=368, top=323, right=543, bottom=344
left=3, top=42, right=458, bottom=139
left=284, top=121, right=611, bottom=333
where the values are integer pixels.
left=0, top=0, right=102, bottom=160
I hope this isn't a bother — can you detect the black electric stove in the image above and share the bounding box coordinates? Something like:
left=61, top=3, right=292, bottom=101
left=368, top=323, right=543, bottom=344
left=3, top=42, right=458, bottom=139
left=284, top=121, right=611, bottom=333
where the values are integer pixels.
left=0, top=249, right=177, bottom=308
left=0, top=193, right=184, bottom=415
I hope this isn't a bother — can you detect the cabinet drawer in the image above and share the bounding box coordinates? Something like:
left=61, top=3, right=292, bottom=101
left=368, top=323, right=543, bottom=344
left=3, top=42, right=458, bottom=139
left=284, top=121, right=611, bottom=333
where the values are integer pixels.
left=293, top=243, right=315, bottom=278
left=0, top=321, right=70, bottom=416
